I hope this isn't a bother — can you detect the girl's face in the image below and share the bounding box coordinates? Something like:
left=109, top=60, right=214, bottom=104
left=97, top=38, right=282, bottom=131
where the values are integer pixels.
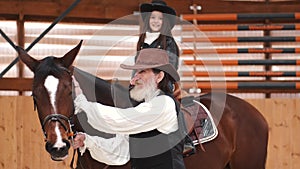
left=149, top=11, right=163, bottom=32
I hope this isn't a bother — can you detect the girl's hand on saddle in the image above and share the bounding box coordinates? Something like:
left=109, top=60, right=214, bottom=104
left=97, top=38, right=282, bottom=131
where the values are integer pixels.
left=72, top=75, right=83, bottom=96
left=72, top=133, right=86, bottom=149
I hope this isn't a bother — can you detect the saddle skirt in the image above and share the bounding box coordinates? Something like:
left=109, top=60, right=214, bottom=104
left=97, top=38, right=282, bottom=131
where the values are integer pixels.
left=181, top=96, right=218, bottom=145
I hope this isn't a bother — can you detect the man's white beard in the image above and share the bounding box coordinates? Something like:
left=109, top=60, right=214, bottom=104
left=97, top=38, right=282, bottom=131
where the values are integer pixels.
left=130, top=77, right=157, bottom=102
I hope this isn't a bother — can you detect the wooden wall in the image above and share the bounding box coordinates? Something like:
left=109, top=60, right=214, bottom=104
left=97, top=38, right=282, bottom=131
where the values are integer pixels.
left=0, top=96, right=300, bottom=169
left=0, top=96, right=70, bottom=169
left=247, top=99, right=300, bottom=169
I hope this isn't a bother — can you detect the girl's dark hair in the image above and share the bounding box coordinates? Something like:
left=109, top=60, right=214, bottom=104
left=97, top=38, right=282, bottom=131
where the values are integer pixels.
left=152, top=68, right=175, bottom=95
left=137, top=13, right=173, bottom=51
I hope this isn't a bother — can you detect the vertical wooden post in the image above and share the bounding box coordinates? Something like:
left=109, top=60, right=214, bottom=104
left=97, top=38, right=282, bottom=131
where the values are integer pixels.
left=17, top=14, right=25, bottom=95
left=264, top=18, right=271, bottom=98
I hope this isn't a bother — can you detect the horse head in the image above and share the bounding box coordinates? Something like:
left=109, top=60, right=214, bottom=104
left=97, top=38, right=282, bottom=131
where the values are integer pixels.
left=17, top=40, right=82, bottom=161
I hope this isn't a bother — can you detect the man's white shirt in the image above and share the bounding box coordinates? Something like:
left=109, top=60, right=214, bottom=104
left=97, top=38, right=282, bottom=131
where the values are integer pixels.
left=74, top=91, right=178, bottom=165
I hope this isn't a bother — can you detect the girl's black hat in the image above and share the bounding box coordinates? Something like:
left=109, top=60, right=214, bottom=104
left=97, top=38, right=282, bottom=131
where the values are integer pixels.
left=140, top=0, right=176, bottom=28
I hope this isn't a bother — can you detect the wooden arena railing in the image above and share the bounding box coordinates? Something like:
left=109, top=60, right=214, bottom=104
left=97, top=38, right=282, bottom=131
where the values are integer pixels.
left=181, top=24, right=300, bottom=31
left=182, top=36, right=300, bottom=43
left=182, top=48, right=300, bottom=54
left=181, top=13, right=300, bottom=21
left=183, top=59, right=300, bottom=66
left=182, top=71, right=300, bottom=77
left=181, top=81, right=300, bottom=90
left=179, top=10, right=300, bottom=94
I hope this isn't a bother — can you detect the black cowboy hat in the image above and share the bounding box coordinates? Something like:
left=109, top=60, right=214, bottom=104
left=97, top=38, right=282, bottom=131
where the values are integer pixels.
left=140, top=0, right=177, bottom=28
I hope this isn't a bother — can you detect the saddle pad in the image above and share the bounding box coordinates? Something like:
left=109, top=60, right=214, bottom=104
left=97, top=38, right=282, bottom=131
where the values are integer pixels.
left=181, top=99, right=218, bottom=144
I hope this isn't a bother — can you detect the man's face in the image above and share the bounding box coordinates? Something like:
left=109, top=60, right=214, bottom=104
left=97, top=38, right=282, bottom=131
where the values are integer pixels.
left=130, top=69, right=158, bottom=101
left=149, top=11, right=163, bottom=32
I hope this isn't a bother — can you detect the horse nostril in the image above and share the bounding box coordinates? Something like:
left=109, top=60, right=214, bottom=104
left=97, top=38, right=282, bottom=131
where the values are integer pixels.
left=45, top=142, right=53, bottom=153
left=45, top=140, right=70, bottom=160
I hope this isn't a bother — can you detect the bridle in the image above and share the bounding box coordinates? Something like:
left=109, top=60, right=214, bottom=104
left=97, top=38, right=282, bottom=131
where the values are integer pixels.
left=41, top=113, right=75, bottom=142
left=40, top=109, right=80, bottom=169
left=32, top=92, right=76, bottom=143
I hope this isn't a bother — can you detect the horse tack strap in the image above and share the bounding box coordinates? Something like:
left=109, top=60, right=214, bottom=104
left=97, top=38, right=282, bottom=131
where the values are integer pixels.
left=70, top=148, right=78, bottom=169
left=31, top=95, right=38, bottom=111
left=41, top=114, right=75, bottom=141
left=42, top=114, right=70, bottom=130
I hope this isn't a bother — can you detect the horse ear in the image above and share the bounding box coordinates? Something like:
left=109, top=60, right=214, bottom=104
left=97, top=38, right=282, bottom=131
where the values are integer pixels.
left=16, top=46, right=39, bottom=72
left=61, top=40, right=83, bottom=68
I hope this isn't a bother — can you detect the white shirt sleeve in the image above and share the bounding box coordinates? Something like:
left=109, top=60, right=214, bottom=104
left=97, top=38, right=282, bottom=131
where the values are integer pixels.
left=74, top=94, right=178, bottom=135
left=79, top=133, right=130, bottom=165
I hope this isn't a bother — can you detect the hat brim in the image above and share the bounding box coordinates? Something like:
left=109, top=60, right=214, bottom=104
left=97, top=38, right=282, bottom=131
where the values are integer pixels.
left=120, top=63, right=180, bottom=82
left=140, top=3, right=176, bottom=28
left=140, top=3, right=176, bottom=16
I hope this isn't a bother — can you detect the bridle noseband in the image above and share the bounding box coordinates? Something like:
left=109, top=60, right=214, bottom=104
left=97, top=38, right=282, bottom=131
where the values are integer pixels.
left=42, top=113, right=75, bottom=142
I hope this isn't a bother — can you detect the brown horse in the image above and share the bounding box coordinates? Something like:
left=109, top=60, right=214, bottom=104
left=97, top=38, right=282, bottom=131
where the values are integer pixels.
left=17, top=41, right=268, bottom=169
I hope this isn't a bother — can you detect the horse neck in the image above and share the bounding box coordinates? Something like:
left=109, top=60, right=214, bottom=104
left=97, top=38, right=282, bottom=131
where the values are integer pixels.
left=74, top=67, right=133, bottom=108
left=73, top=68, right=114, bottom=105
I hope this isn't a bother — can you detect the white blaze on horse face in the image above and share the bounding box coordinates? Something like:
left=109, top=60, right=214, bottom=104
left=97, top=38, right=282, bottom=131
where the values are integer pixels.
left=53, top=123, right=66, bottom=149
left=44, top=75, right=59, bottom=114
left=44, top=76, right=66, bottom=148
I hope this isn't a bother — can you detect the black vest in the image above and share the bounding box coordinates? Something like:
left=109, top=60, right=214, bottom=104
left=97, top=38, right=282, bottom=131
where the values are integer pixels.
left=129, top=94, right=186, bottom=169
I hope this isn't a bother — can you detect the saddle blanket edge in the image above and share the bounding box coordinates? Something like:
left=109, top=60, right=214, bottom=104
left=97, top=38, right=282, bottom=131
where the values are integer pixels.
left=184, top=100, right=218, bottom=145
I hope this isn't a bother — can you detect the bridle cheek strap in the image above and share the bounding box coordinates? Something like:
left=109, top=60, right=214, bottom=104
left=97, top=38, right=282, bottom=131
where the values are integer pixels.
left=41, top=114, right=75, bottom=144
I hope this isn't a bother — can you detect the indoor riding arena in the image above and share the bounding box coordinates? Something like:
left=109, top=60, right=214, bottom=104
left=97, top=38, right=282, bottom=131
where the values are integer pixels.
left=0, top=0, right=299, bottom=169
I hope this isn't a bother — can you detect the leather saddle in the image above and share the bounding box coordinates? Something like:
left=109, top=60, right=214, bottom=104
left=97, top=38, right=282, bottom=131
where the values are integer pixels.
left=180, top=96, right=218, bottom=145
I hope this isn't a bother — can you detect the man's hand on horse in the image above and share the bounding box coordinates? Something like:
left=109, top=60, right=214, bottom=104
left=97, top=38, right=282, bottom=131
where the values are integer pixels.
left=72, top=76, right=83, bottom=96
left=72, top=133, right=86, bottom=149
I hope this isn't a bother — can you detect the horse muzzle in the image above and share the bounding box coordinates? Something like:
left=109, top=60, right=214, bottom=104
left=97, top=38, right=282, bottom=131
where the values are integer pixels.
left=45, top=139, right=71, bottom=161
